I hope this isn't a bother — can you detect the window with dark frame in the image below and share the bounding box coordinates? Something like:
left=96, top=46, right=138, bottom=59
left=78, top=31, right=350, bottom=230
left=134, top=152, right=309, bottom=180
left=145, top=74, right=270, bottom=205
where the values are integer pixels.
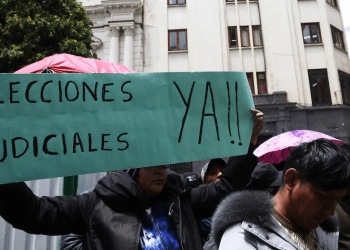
left=226, top=0, right=234, bottom=2
left=302, top=23, right=322, bottom=44
left=326, top=0, right=338, bottom=7
left=257, top=72, right=267, bottom=94
left=331, top=26, right=345, bottom=50
left=308, top=69, right=332, bottom=106
left=168, top=0, right=186, bottom=5
left=240, top=26, right=250, bottom=47
left=339, top=70, right=350, bottom=106
left=246, top=73, right=255, bottom=95
left=228, top=26, right=238, bottom=48
left=252, top=26, right=263, bottom=46
left=168, top=30, right=187, bottom=51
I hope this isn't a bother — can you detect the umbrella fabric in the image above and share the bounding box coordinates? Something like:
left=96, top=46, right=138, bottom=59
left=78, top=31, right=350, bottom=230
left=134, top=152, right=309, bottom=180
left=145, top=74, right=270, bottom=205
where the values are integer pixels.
left=254, top=130, right=345, bottom=164
left=14, top=53, right=134, bottom=73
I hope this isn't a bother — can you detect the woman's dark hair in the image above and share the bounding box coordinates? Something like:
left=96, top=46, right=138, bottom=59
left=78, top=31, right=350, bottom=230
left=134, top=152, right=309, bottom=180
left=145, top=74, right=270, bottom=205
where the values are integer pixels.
left=283, top=138, right=350, bottom=191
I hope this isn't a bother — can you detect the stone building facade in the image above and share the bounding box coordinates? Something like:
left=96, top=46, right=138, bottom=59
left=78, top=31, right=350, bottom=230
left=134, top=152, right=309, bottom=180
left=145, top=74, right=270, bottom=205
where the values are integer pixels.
left=82, top=0, right=350, bottom=173
left=84, top=0, right=144, bottom=72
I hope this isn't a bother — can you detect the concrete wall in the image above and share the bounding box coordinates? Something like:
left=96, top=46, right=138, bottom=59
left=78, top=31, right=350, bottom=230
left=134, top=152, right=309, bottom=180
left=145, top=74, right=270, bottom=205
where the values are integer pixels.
left=290, top=106, right=350, bottom=143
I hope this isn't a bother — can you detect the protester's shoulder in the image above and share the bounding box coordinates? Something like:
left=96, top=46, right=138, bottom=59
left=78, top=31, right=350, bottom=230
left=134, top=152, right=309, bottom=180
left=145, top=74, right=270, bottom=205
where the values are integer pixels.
left=75, top=187, right=100, bottom=211
left=218, top=222, right=258, bottom=250
left=212, top=190, right=273, bottom=224
left=166, top=170, right=187, bottom=186
left=211, top=190, right=273, bottom=245
left=162, top=170, right=189, bottom=197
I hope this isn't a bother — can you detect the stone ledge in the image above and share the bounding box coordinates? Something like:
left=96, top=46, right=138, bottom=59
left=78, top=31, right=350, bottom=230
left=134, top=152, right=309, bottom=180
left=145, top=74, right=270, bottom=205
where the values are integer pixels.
left=253, top=91, right=290, bottom=105
left=290, top=104, right=350, bottom=111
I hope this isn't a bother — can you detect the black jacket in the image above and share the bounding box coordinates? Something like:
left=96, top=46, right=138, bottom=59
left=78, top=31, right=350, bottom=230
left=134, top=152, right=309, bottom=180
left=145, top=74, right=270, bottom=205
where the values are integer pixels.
left=0, top=145, right=257, bottom=250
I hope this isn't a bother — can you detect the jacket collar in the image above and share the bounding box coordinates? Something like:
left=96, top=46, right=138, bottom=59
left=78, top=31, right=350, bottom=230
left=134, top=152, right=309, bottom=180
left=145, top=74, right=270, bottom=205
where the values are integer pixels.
left=211, top=190, right=339, bottom=246
left=93, top=170, right=185, bottom=212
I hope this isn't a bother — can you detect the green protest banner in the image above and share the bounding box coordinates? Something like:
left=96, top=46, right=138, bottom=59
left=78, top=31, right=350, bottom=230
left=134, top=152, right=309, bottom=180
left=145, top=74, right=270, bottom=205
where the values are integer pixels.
left=0, top=72, right=254, bottom=184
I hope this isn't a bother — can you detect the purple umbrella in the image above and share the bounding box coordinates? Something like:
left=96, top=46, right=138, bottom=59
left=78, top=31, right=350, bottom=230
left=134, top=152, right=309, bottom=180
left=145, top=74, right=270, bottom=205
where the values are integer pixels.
left=254, top=130, right=345, bottom=164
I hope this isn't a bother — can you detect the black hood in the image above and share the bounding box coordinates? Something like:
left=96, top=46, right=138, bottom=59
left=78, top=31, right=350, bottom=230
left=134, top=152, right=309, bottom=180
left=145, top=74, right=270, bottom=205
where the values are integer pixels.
left=94, top=170, right=186, bottom=212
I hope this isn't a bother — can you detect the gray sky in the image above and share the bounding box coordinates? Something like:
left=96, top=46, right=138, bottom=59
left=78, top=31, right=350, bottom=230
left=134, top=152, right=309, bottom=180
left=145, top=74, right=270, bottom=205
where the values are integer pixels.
left=339, top=0, right=350, bottom=53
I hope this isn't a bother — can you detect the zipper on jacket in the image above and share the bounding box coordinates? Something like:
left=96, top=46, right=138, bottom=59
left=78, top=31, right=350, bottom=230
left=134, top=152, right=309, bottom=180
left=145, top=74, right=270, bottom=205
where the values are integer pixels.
left=148, top=213, right=167, bottom=250
left=178, top=197, right=185, bottom=250
left=168, top=202, right=174, bottom=216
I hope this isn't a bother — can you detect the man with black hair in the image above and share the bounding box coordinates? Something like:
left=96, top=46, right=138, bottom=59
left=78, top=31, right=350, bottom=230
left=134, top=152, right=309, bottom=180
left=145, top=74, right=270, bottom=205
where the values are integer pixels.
left=207, top=138, right=350, bottom=250
left=0, top=110, right=264, bottom=250
left=341, top=143, right=350, bottom=160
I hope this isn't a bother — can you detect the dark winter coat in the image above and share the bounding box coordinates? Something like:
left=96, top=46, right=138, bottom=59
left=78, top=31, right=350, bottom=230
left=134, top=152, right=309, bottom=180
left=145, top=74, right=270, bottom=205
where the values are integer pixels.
left=0, top=145, right=257, bottom=250
left=204, top=190, right=340, bottom=250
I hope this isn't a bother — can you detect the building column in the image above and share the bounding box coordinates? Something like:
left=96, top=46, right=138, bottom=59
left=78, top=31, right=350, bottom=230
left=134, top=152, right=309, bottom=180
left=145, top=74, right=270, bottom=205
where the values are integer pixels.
left=109, top=27, right=120, bottom=63
left=123, top=26, right=134, bottom=70
left=103, top=27, right=111, bottom=61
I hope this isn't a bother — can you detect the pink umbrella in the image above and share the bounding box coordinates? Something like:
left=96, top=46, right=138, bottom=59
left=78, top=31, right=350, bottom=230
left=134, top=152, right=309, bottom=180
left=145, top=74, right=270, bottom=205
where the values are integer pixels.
left=254, top=130, right=345, bottom=164
left=14, top=53, right=134, bottom=73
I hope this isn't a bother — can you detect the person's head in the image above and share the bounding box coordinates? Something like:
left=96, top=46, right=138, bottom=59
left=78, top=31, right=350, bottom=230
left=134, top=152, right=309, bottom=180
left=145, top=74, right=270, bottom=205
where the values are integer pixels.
left=135, top=165, right=167, bottom=198
left=340, top=143, right=350, bottom=161
left=277, top=138, right=350, bottom=231
left=201, top=158, right=226, bottom=184
left=246, top=162, right=282, bottom=195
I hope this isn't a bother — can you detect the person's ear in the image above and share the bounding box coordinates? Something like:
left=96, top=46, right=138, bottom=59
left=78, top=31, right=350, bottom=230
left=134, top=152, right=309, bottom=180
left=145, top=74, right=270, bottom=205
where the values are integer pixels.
left=284, top=168, right=299, bottom=191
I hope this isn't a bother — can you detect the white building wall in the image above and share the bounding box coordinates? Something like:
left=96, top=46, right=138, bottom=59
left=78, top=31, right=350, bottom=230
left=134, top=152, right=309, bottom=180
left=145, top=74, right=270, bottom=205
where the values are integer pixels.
left=259, top=0, right=300, bottom=102
left=249, top=3, right=260, bottom=25
left=298, top=1, right=319, bottom=23
left=335, top=48, right=350, bottom=72
left=143, top=0, right=168, bottom=72
left=326, top=3, right=344, bottom=30
left=84, top=0, right=350, bottom=106
left=168, top=7, right=187, bottom=29
left=186, top=0, right=225, bottom=71
left=226, top=4, right=238, bottom=26
left=254, top=48, right=265, bottom=72
left=242, top=49, right=253, bottom=72
left=168, top=53, right=189, bottom=72
left=305, top=46, right=327, bottom=69
left=317, top=0, right=344, bottom=104
left=143, top=0, right=350, bottom=105
left=167, top=6, right=189, bottom=72
left=238, top=4, right=249, bottom=25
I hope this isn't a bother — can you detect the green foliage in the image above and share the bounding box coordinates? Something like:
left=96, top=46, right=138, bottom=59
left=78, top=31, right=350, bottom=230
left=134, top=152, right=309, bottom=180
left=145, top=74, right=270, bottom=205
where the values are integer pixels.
left=0, top=0, right=94, bottom=72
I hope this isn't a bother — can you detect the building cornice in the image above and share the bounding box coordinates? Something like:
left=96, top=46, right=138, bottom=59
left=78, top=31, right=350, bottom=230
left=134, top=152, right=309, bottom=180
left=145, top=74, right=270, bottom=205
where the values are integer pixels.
left=85, top=0, right=141, bottom=15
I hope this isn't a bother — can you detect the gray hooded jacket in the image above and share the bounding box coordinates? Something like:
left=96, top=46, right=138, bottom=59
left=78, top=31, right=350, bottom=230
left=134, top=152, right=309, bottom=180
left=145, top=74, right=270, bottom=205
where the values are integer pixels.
left=204, top=190, right=340, bottom=250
